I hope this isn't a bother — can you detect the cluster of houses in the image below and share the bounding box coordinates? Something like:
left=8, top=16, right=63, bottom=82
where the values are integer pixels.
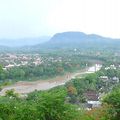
left=0, top=53, right=67, bottom=70
left=0, top=53, right=43, bottom=69
left=45, top=56, right=63, bottom=63
left=83, top=77, right=119, bottom=110
left=105, top=64, right=117, bottom=70
left=100, top=76, right=119, bottom=84
left=82, top=64, right=120, bottom=110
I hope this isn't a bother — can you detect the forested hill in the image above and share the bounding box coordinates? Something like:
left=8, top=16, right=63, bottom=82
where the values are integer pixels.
left=44, top=31, right=120, bottom=49
left=1, top=31, right=120, bottom=52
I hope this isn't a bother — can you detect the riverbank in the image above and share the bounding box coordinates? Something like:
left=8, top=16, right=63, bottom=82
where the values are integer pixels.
left=0, top=64, right=102, bottom=96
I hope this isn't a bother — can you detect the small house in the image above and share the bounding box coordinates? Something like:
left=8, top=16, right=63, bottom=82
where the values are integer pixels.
left=111, top=77, right=119, bottom=83
left=84, top=90, right=101, bottom=109
left=100, top=76, right=109, bottom=82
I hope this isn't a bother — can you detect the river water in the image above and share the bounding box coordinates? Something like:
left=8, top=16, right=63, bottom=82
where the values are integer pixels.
left=0, top=64, right=102, bottom=96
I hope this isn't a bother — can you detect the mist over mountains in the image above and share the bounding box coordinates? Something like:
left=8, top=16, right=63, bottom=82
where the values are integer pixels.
left=0, top=36, right=50, bottom=47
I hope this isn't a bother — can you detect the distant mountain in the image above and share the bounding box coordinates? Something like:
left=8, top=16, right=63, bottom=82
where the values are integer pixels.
left=0, top=32, right=120, bottom=52
left=43, top=31, right=120, bottom=49
left=0, top=36, right=50, bottom=47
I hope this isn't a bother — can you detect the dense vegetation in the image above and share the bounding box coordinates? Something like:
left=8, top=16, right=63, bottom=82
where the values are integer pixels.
left=0, top=83, right=120, bottom=120
left=65, top=61, right=120, bottom=104
left=0, top=61, right=120, bottom=120
left=0, top=87, right=81, bottom=120
left=0, top=49, right=120, bottom=120
left=0, top=53, right=93, bottom=83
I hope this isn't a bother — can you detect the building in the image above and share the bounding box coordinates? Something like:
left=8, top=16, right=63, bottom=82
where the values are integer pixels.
left=100, top=76, right=109, bottom=82
left=111, top=77, right=119, bottom=83
left=84, top=90, right=101, bottom=109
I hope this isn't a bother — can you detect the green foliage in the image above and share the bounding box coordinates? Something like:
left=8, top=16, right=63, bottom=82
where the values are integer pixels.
left=103, top=87, right=120, bottom=120
left=80, top=104, right=112, bottom=120
left=0, top=65, right=3, bottom=73
left=0, top=88, right=80, bottom=120
left=5, top=89, right=19, bottom=98
left=98, top=67, right=120, bottom=79
left=0, top=65, right=6, bottom=80
left=0, top=57, right=89, bottom=82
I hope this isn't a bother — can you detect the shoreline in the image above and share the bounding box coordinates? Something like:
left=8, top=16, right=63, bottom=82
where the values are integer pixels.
left=0, top=64, right=102, bottom=96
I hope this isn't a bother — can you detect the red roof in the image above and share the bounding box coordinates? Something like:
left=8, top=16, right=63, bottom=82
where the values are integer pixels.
left=84, top=90, right=99, bottom=101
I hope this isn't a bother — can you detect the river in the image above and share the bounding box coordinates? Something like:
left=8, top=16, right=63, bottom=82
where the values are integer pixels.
left=0, top=64, right=102, bottom=96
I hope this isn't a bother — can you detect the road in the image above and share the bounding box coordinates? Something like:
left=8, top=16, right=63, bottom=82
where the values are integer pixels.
left=0, top=64, right=102, bottom=96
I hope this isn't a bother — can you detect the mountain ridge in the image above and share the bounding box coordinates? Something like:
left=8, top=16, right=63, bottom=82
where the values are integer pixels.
left=42, top=31, right=120, bottom=49
left=0, top=31, right=120, bottom=51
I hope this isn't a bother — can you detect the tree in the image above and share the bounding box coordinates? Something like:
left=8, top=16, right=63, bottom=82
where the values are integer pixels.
left=84, top=104, right=112, bottom=120
left=67, top=85, right=78, bottom=103
left=5, top=89, right=19, bottom=98
left=0, top=65, right=3, bottom=73
left=103, top=87, right=120, bottom=120
left=0, top=88, right=81, bottom=120
left=0, top=65, right=5, bottom=80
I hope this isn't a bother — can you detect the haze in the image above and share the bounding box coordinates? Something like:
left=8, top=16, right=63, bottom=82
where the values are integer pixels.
left=0, top=0, right=120, bottom=39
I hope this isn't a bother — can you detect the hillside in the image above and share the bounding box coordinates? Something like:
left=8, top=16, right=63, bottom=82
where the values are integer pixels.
left=45, top=32, right=120, bottom=49
left=0, top=31, right=120, bottom=52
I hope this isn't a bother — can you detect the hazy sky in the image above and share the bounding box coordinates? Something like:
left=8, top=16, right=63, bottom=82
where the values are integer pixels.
left=0, top=0, right=120, bottom=39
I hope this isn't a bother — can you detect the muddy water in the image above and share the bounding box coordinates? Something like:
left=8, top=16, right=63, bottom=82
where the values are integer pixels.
left=0, top=64, right=102, bottom=95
